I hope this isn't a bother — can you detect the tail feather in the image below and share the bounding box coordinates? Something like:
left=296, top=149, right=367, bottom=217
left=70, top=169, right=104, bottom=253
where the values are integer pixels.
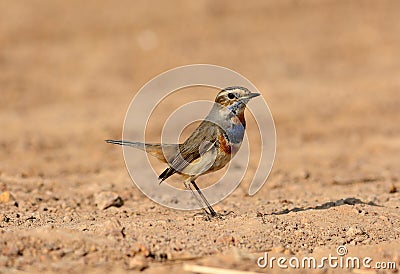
left=158, top=167, right=177, bottom=183
left=105, top=139, right=146, bottom=150
left=105, top=139, right=179, bottom=164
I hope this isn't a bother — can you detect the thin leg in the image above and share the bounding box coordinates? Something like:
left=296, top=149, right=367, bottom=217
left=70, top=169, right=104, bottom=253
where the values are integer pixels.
left=187, top=184, right=211, bottom=216
left=191, top=181, right=217, bottom=217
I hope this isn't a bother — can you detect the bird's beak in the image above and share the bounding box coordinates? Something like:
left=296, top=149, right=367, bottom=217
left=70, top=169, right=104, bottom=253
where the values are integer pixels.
left=245, top=92, right=261, bottom=100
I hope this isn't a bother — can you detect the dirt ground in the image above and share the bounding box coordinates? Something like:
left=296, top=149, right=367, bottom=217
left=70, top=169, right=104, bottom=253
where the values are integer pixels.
left=1, top=1, right=399, bottom=273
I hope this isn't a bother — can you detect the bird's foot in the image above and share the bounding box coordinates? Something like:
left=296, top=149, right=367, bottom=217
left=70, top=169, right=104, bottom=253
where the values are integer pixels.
left=193, top=210, right=234, bottom=221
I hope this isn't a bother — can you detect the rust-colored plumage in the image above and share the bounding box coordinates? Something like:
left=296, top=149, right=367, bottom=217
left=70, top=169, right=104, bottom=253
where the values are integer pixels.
left=106, top=86, right=260, bottom=218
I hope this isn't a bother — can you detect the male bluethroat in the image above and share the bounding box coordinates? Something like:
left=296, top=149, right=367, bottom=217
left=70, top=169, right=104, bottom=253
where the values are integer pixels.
left=106, top=86, right=260, bottom=218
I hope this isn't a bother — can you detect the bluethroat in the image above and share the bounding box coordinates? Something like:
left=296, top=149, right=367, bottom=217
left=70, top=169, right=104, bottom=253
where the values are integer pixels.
left=106, top=86, right=260, bottom=218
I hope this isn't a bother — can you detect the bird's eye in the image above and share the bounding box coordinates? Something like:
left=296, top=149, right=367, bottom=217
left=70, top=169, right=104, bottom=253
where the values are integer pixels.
left=227, top=93, right=235, bottom=99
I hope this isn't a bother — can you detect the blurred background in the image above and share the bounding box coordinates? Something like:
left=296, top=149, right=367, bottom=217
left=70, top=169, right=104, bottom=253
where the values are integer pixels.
left=1, top=1, right=399, bottom=272
left=1, top=0, right=399, bottom=181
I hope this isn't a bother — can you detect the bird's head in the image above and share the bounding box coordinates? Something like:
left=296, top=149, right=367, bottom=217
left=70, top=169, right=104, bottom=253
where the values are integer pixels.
left=215, top=86, right=260, bottom=115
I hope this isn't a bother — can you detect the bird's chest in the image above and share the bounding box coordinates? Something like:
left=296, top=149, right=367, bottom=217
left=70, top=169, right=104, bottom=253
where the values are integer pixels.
left=227, top=127, right=244, bottom=157
left=226, top=116, right=245, bottom=145
left=218, top=116, right=245, bottom=156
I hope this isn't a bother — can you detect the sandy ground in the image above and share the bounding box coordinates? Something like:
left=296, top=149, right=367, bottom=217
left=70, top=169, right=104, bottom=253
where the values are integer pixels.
left=1, top=1, right=399, bottom=273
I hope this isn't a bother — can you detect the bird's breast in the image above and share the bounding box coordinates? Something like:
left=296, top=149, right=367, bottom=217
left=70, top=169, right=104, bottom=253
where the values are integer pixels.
left=225, top=117, right=245, bottom=145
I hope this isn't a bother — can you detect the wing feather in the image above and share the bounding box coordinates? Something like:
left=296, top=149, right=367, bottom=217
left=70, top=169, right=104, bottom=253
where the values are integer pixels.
left=159, top=120, right=219, bottom=182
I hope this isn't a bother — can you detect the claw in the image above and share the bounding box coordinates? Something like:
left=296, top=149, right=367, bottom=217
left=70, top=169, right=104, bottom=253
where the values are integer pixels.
left=193, top=210, right=235, bottom=221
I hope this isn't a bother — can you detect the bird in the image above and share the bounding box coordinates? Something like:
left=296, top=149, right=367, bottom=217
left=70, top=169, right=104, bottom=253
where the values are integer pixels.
left=106, top=86, right=260, bottom=218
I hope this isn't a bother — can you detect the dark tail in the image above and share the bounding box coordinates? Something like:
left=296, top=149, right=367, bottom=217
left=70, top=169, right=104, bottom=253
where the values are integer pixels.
left=106, top=139, right=179, bottom=179
left=105, top=140, right=145, bottom=150
left=158, top=167, right=177, bottom=184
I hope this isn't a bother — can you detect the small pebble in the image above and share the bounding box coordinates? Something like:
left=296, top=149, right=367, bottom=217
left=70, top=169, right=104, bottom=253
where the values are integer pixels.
left=128, top=255, right=148, bottom=271
left=94, top=191, right=124, bottom=210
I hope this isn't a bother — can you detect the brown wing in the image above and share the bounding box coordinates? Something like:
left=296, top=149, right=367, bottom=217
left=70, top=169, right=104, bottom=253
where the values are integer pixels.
left=158, top=120, right=219, bottom=182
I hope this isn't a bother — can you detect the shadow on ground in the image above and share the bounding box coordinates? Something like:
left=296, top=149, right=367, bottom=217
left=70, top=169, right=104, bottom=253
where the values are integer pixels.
left=268, top=198, right=380, bottom=215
